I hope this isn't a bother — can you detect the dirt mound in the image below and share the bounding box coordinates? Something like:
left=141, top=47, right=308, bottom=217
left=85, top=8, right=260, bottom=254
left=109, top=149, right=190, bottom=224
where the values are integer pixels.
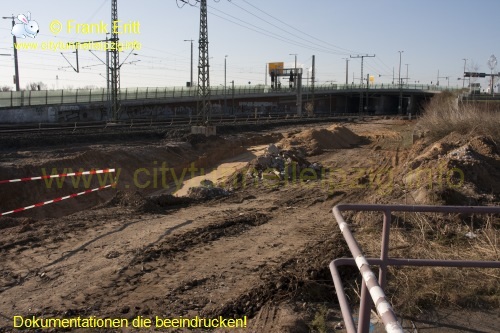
left=103, top=190, right=194, bottom=213
left=104, top=190, right=146, bottom=208
left=403, top=133, right=500, bottom=205
left=279, top=125, right=361, bottom=155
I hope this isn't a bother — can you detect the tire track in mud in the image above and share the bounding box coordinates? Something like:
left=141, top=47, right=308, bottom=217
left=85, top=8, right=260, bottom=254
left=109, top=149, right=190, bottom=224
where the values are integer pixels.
left=180, top=237, right=352, bottom=320
left=135, top=211, right=270, bottom=264
left=109, top=211, right=272, bottom=292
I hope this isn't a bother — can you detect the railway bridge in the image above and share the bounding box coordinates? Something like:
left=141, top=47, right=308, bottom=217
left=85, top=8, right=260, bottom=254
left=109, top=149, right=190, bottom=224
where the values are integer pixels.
left=0, top=83, right=457, bottom=123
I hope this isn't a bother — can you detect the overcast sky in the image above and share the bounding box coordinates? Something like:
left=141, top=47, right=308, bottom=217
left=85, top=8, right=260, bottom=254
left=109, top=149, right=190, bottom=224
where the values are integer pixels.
left=1, top=0, right=499, bottom=90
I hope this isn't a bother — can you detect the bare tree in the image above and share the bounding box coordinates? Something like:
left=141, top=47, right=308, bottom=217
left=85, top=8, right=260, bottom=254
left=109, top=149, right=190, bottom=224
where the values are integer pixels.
left=1, top=86, right=12, bottom=92
left=81, top=85, right=99, bottom=90
left=25, top=81, right=48, bottom=91
left=467, top=60, right=480, bottom=85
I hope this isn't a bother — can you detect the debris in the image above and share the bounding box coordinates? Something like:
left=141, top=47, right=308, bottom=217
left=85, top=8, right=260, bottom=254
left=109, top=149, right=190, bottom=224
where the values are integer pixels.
left=187, top=186, right=229, bottom=200
left=465, top=231, right=477, bottom=239
left=266, top=143, right=280, bottom=155
left=200, top=179, right=214, bottom=188
left=245, top=144, right=324, bottom=184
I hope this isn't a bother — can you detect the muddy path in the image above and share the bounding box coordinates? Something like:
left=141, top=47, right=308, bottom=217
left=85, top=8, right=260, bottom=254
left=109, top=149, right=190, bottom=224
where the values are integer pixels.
left=4, top=119, right=494, bottom=332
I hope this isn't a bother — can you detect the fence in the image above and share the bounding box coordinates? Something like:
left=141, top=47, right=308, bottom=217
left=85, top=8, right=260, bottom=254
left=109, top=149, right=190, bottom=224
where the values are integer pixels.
left=0, top=84, right=458, bottom=108
left=329, top=204, right=500, bottom=333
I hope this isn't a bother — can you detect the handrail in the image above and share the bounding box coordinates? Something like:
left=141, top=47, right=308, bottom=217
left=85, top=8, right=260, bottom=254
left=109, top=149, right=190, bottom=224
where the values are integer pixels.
left=0, top=84, right=461, bottom=109
left=330, top=204, right=500, bottom=333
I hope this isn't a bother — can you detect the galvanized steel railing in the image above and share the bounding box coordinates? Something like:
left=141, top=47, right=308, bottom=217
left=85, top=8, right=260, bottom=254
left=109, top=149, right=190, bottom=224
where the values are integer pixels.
left=0, top=84, right=459, bottom=108
left=330, top=204, right=500, bottom=333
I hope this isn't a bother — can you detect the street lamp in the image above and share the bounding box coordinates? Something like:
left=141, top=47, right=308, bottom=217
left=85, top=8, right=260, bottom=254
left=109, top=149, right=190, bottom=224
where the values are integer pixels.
left=2, top=15, right=20, bottom=91
left=183, top=39, right=194, bottom=87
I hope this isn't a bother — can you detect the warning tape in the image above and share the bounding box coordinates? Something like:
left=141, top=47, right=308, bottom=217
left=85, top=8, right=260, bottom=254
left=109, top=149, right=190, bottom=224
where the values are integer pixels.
left=0, top=168, right=115, bottom=184
left=0, top=183, right=116, bottom=217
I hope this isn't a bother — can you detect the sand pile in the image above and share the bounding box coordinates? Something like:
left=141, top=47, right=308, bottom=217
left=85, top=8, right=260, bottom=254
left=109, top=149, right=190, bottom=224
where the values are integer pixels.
left=279, top=125, right=361, bottom=155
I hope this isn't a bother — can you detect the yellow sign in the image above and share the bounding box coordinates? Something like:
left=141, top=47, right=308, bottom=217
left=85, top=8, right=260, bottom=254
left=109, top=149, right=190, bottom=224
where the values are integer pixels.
left=269, top=62, right=284, bottom=75
left=369, top=75, right=375, bottom=82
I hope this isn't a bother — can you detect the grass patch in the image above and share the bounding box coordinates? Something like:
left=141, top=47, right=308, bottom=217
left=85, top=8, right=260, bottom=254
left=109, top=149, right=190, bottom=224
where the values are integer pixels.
left=417, top=91, right=500, bottom=141
left=353, top=211, right=500, bottom=316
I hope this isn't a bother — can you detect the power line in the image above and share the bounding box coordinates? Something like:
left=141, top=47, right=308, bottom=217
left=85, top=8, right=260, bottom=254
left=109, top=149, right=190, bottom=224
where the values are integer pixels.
left=208, top=8, right=347, bottom=55
left=228, top=1, right=352, bottom=56
left=238, top=0, right=364, bottom=55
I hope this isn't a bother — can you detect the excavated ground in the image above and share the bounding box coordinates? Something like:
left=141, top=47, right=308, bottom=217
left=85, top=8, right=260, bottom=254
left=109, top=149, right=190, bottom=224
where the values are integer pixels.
left=0, top=119, right=498, bottom=333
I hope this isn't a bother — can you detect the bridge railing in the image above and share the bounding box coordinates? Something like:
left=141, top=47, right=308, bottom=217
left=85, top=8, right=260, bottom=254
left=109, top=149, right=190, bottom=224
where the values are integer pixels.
left=0, top=84, right=459, bottom=109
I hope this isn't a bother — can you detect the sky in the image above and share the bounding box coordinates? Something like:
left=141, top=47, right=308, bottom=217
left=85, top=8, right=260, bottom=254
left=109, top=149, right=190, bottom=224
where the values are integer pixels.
left=0, top=0, right=499, bottom=90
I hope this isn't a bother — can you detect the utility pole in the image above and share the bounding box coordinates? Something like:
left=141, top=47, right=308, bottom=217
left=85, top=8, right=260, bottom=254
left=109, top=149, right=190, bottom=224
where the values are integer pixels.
left=265, top=63, right=267, bottom=86
left=2, top=16, right=20, bottom=91
left=405, top=64, right=409, bottom=85
left=106, top=34, right=110, bottom=118
left=110, top=0, right=120, bottom=121
left=398, top=50, right=404, bottom=114
left=289, top=53, right=297, bottom=89
left=224, top=55, right=228, bottom=114
left=184, top=39, right=194, bottom=87
left=231, top=80, right=234, bottom=114
left=462, top=58, right=467, bottom=89
left=197, top=0, right=211, bottom=124
left=350, top=54, right=375, bottom=113
left=311, top=55, right=315, bottom=115
left=342, top=58, right=349, bottom=85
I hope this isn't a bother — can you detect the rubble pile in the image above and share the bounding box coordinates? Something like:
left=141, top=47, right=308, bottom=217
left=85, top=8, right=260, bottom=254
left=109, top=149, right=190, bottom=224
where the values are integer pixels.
left=245, top=144, right=323, bottom=182
left=187, top=179, right=230, bottom=200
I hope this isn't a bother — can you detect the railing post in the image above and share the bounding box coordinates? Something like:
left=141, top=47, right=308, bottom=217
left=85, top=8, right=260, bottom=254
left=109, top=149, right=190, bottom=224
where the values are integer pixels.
left=46, top=90, right=48, bottom=105
left=146, top=87, right=149, bottom=99
left=155, top=87, right=158, bottom=99
left=379, top=209, right=391, bottom=289
left=61, top=89, right=64, bottom=104
left=358, top=279, right=372, bottom=333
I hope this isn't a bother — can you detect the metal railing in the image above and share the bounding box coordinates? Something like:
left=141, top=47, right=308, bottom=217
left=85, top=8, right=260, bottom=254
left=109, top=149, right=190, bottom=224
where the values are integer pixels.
left=0, top=84, right=459, bottom=109
left=329, top=204, right=500, bottom=333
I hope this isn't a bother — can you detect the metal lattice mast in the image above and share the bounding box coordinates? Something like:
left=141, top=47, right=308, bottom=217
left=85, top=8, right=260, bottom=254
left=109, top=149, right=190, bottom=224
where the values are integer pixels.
left=197, top=0, right=211, bottom=124
left=110, top=0, right=120, bottom=121
left=350, top=54, right=375, bottom=113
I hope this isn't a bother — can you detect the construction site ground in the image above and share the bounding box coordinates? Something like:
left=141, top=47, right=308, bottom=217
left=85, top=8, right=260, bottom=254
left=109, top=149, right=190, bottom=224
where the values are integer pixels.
left=0, top=118, right=498, bottom=332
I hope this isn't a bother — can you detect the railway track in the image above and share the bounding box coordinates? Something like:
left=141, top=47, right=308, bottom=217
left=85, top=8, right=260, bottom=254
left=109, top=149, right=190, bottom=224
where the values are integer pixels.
left=0, top=113, right=363, bottom=135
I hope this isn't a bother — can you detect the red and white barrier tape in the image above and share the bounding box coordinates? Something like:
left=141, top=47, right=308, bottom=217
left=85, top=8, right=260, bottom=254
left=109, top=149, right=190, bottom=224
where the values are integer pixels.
left=0, top=183, right=116, bottom=217
left=0, top=168, right=116, bottom=185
